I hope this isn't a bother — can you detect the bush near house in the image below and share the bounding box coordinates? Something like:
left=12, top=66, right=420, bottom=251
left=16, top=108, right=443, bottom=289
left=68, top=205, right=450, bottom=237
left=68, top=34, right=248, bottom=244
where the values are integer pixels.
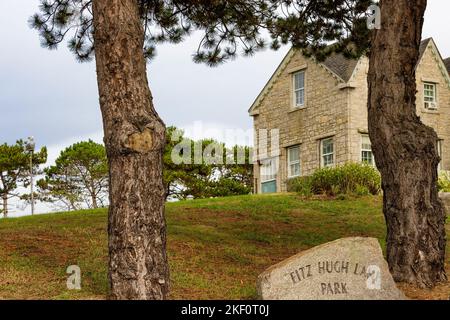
left=287, top=163, right=381, bottom=196
left=438, top=171, right=450, bottom=192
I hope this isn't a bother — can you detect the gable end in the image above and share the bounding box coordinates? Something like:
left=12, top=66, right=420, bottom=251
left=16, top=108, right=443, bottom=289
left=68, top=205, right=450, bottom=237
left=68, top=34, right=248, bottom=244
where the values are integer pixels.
left=417, top=38, right=450, bottom=89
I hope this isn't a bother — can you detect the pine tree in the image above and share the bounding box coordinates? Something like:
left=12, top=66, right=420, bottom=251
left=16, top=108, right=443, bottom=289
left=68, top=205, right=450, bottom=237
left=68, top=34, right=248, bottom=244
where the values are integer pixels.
left=31, top=0, right=271, bottom=300
left=0, top=141, right=47, bottom=217
left=367, top=0, right=446, bottom=287
left=38, top=140, right=108, bottom=211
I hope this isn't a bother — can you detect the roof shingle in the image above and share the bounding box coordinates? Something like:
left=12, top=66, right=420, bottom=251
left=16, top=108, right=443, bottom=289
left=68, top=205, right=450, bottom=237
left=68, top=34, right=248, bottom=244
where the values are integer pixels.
left=323, top=38, right=433, bottom=82
left=444, top=58, right=450, bottom=74
left=322, top=53, right=360, bottom=82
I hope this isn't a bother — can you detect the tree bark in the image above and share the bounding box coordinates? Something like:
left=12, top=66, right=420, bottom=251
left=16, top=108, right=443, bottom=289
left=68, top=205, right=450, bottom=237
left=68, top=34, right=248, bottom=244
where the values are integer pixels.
left=2, top=194, right=7, bottom=218
left=92, top=0, right=170, bottom=299
left=368, top=0, right=447, bottom=287
left=90, top=184, right=98, bottom=209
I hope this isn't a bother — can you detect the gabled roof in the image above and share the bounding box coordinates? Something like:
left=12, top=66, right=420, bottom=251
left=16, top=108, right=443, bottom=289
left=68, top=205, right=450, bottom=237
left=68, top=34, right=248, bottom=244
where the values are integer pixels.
left=417, top=38, right=450, bottom=87
left=248, top=49, right=351, bottom=115
left=444, top=58, right=450, bottom=74
left=322, top=53, right=360, bottom=83
left=249, top=38, right=448, bottom=115
left=418, top=38, right=432, bottom=63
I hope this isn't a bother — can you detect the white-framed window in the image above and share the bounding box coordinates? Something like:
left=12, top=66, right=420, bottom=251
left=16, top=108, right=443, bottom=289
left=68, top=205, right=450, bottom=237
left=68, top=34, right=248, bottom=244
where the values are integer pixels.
left=293, top=71, right=305, bottom=108
left=320, top=138, right=334, bottom=168
left=424, top=82, right=437, bottom=110
left=260, top=157, right=278, bottom=182
left=287, top=145, right=301, bottom=178
left=437, top=140, right=443, bottom=171
left=361, top=135, right=375, bottom=166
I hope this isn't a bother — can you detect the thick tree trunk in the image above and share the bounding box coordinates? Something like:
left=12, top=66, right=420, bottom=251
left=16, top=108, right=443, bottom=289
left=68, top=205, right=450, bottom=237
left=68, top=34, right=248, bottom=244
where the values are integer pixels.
left=93, top=0, right=170, bottom=299
left=2, top=194, right=7, bottom=218
left=368, top=0, right=447, bottom=287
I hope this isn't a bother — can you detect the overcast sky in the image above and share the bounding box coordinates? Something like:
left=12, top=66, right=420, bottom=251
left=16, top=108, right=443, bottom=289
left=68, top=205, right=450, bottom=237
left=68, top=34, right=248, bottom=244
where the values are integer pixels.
left=1, top=1, right=449, bottom=216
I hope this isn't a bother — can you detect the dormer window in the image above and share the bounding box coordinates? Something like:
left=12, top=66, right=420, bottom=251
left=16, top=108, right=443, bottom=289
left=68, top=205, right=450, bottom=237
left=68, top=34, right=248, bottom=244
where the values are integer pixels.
left=293, top=71, right=305, bottom=108
left=424, top=83, right=437, bottom=110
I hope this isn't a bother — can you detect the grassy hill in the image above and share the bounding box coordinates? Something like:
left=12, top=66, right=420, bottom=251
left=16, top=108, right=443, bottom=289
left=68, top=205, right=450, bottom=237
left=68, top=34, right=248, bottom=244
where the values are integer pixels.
left=0, top=194, right=448, bottom=300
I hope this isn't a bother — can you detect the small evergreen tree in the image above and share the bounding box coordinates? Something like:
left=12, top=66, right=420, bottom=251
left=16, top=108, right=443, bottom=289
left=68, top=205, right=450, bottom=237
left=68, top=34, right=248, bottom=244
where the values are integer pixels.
left=38, top=140, right=108, bottom=210
left=0, top=141, right=47, bottom=217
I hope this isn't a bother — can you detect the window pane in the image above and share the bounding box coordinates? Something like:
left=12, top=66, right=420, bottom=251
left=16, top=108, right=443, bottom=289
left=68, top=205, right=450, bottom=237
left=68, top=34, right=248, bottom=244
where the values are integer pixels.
left=296, top=89, right=305, bottom=106
left=361, top=135, right=371, bottom=150
left=437, top=140, right=443, bottom=170
left=323, top=139, right=333, bottom=155
left=261, top=158, right=277, bottom=182
left=290, top=163, right=300, bottom=177
left=361, top=135, right=374, bottom=166
left=321, top=139, right=334, bottom=167
left=288, top=146, right=300, bottom=177
left=295, top=72, right=305, bottom=90
left=424, top=83, right=436, bottom=102
left=323, top=155, right=333, bottom=167
left=289, top=146, right=300, bottom=162
left=362, top=151, right=373, bottom=165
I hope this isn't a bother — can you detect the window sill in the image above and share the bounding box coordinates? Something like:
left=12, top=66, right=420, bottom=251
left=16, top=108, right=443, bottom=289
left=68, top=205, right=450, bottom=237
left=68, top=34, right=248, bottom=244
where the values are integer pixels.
left=421, top=109, right=440, bottom=115
left=288, top=106, right=306, bottom=113
left=261, top=179, right=276, bottom=184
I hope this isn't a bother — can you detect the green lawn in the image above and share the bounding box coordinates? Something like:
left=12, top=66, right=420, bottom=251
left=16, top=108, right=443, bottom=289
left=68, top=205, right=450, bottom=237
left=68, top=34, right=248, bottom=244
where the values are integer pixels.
left=0, top=194, right=448, bottom=300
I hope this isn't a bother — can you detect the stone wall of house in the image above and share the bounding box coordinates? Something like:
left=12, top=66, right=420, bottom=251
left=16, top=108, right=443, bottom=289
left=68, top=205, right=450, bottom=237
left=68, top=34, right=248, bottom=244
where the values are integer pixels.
left=439, top=193, right=450, bottom=215
left=348, top=42, right=450, bottom=170
left=252, top=50, right=350, bottom=193
left=416, top=44, right=450, bottom=171
left=347, top=57, right=370, bottom=164
left=252, top=41, right=450, bottom=194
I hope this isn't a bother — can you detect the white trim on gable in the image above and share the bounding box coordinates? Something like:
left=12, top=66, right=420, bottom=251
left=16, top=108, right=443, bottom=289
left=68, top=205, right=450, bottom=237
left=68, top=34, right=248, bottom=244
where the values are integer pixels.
left=248, top=49, right=348, bottom=116
left=248, top=49, right=296, bottom=116
left=417, top=38, right=450, bottom=89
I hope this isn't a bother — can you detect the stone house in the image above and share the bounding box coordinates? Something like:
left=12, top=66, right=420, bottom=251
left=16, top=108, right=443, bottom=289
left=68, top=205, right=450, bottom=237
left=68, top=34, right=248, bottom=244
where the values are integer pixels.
left=249, top=38, right=450, bottom=194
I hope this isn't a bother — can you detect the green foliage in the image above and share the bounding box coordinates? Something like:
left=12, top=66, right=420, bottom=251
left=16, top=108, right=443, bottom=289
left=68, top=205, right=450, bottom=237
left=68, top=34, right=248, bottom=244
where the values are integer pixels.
left=0, top=140, right=47, bottom=216
left=30, top=0, right=272, bottom=65
left=31, top=1, right=372, bottom=65
left=438, top=171, right=450, bottom=192
left=210, top=178, right=251, bottom=198
left=287, top=163, right=381, bottom=197
left=164, top=126, right=253, bottom=200
left=286, top=176, right=313, bottom=196
left=267, top=0, right=374, bottom=60
left=38, top=140, right=108, bottom=211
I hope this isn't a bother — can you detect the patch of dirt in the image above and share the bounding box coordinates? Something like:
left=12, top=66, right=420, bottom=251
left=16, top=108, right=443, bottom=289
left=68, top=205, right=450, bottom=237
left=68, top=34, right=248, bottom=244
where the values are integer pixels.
left=0, top=230, right=84, bottom=266
left=398, top=267, right=450, bottom=300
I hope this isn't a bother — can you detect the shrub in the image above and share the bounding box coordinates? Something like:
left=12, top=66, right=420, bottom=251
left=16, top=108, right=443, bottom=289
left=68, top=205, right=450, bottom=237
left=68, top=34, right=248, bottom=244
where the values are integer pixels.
left=288, top=163, right=381, bottom=197
left=438, top=171, right=450, bottom=192
left=287, top=176, right=313, bottom=196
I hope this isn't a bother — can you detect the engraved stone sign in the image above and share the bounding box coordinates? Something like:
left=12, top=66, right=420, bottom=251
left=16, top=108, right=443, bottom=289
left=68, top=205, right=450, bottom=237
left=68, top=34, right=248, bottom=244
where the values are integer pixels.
left=257, top=237, right=406, bottom=300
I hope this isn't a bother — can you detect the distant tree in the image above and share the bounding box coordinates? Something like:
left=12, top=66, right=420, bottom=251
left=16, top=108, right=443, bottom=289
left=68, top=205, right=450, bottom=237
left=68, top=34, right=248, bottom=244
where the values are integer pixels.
left=221, top=145, right=253, bottom=192
left=37, top=171, right=83, bottom=212
left=165, top=127, right=253, bottom=200
left=0, top=141, right=47, bottom=217
left=38, top=140, right=108, bottom=211
left=163, top=126, right=191, bottom=200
